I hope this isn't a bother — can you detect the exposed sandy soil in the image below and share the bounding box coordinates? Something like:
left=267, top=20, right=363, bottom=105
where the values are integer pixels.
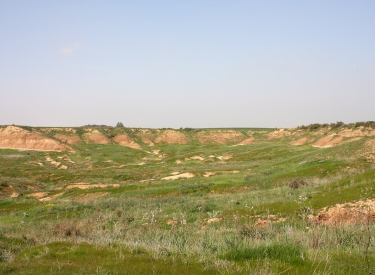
left=152, top=150, right=160, bottom=154
left=290, top=138, right=309, bottom=145
left=309, top=199, right=375, bottom=226
left=66, top=183, right=120, bottom=189
left=154, top=130, right=187, bottom=144
left=0, top=126, right=74, bottom=152
left=142, top=138, right=154, bottom=146
left=54, top=134, right=83, bottom=145
left=195, top=130, right=245, bottom=144
left=340, top=137, right=362, bottom=145
left=25, top=192, right=49, bottom=199
left=113, top=134, right=141, bottom=149
left=46, top=156, right=67, bottom=169
left=338, top=127, right=375, bottom=137
left=203, top=170, right=239, bottom=178
left=320, top=136, right=343, bottom=148
left=175, top=160, right=182, bottom=164
left=216, top=154, right=233, bottom=160
left=189, top=156, right=205, bottom=161
left=222, top=170, right=240, bottom=174
left=207, top=218, right=222, bottom=224
left=238, top=137, right=255, bottom=145
left=267, top=129, right=293, bottom=139
left=203, top=172, right=216, bottom=177
left=39, top=192, right=63, bottom=202
left=162, top=172, right=195, bottom=181
left=82, top=129, right=110, bottom=144
left=167, top=220, right=178, bottom=226
left=312, top=135, right=334, bottom=148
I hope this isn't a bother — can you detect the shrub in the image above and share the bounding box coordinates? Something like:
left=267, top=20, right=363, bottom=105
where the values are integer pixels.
left=289, top=179, right=308, bottom=189
left=116, top=122, right=124, bottom=128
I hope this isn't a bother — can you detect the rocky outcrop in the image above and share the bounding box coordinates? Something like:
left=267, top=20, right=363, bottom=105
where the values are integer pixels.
left=154, top=130, right=187, bottom=144
left=113, top=133, right=141, bottom=149
left=0, top=126, right=73, bottom=152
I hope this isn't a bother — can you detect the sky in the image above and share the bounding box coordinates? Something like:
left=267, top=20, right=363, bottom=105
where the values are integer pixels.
left=1, top=1, right=374, bottom=128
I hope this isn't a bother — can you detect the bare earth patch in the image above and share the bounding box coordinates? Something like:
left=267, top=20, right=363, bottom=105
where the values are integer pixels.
left=238, top=137, right=255, bottom=145
left=25, top=192, right=49, bottom=199
left=216, top=154, right=233, bottom=160
left=290, top=138, right=309, bottom=145
left=320, top=136, right=343, bottom=148
left=309, top=199, right=375, bottom=226
left=190, top=156, right=205, bottom=161
left=339, top=137, right=362, bottom=145
left=162, top=172, right=195, bottom=181
left=195, top=130, right=245, bottom=144
left=312, top=135, right=334, bottom=148
left=82, top=129, right=110, bottom=144
left=54, top=134, right=83, bottom=145
left=142, top=138, right=154, bottom=146
left=154, top=130, right=187, bottom=144
left=39, top=192, right=64, bottom=202
left=66, top=183, right=120, bottom=189
left=0, top=126, right=74, bottom=152
left=113, top=134, right=141, bottom=149
left=203, top=172, right=216, bottom=177
left=267, top=129, right=293, bottom=139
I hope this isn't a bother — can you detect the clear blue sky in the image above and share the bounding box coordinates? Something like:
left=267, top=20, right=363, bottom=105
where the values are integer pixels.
left=1, top=1, right=374, bottom=128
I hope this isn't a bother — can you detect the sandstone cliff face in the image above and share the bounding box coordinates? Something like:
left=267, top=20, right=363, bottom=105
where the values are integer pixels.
left=54, top=134, right=83, bottom=145
left=0, top=126, right=74, bottom=152
left=82, top=129, right=111, bottom=144
left=195, top=130, right=245, bottom=144
left=113, top=133, right=141, bottom=149
left=154, top=130, right=188, bottom=144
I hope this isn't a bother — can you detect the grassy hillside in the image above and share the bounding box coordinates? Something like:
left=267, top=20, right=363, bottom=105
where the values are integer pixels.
left=1, top=125, right=375, bottom=274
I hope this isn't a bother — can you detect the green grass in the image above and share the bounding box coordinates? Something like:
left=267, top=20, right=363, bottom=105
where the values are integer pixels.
left=1, top=127, right=375, bottom=274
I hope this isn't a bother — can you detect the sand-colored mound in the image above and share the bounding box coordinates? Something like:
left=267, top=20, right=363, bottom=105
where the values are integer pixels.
left=290, top=138, right=310, bottom=145
left=25, top=192, right=49, bottom=199
left=338, top=128, right=375, bottom=137
left=195, top=130, right=245, bottom=144
left=54, top=134, right=83, bottom=145
left=39, top=192, right=63, bottom=201
left=267, top=129, right=293, bottom=139
left=312, top=135, right=345, bottom=148
left=309, top=199, right=375, bottom=226
left=339, top=137, right=362, bottom=146
left=66, top=183, right=120, bottom=189
left=321, top=136, right=343, bottom=147
left=154, top=130, right=187, bottom=144
left=312, top=135, right=334, bottom=148
left=113, top=134, right=141, bottom=149
left=162, top=172, right=194, bottom=180
left=216, top=154, right=233, bottom=160
left=82, top=129, right=110, bottom=144
left=238, top=137, right=255, bottom=145
left=142, top=138, right=154, bottom=146
left=191, top=155, right=205, bottom=161
left=203, top=172, right=216, bottom=177
left=0, top=126, right=74, bottom=152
